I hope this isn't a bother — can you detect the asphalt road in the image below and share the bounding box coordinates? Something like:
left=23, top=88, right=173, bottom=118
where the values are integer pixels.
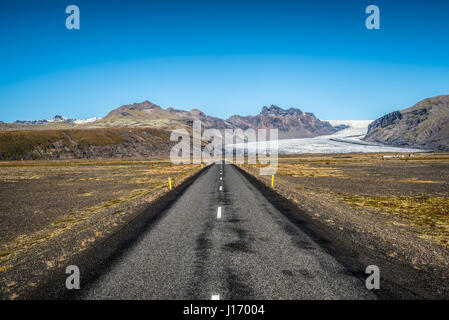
left=82, top=163, right=376, bottom=300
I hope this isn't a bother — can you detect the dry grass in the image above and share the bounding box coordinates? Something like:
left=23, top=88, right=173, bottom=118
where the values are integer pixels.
left=396, top=178, right=441, bottom=184
left=0, top=160, right=203, bottom=265
left=339, top=195, right=449, bottom=246
left=276, top=163, right=345, bottom=177
left=245, top=152, right=449, bottom=248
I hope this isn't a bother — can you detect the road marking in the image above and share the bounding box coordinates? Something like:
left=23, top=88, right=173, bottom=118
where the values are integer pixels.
left=219, top=186, right=223, bottom=191
left=211, top=294, right=220, bottom=300
left=220, top=177, right=222, bottom=180
left=217, top=206, right=222, bottom=219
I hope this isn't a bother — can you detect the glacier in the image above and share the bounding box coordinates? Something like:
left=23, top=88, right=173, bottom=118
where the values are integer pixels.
left=229, top=120, right=424, bottom=154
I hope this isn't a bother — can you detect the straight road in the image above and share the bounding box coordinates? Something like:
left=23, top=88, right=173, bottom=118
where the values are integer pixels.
left=82, top=163, right=375, bottom=299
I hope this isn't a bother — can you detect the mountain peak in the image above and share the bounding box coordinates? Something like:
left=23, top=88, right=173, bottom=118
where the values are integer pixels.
left=227, top=104, right=335, bottom=138
left=138, top=100, right=161, bottom=109
left=140, top=100, right=161, bottom=108
left=261, top=105, right=303, bottom=116
left=116, top=100, right=162, bottom=112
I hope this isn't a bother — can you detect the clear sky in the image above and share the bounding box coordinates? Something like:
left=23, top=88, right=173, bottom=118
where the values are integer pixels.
left=0, top=0, right=448, bottom=122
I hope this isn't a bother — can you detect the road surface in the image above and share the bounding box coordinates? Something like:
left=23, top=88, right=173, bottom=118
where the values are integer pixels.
left=82, top=163, right=375, bottom=300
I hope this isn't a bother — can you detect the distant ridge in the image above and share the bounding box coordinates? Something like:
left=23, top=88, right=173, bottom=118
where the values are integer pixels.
left=1, top=100, right=342, bottom=139
left=14, top=115, right=100, bottom=125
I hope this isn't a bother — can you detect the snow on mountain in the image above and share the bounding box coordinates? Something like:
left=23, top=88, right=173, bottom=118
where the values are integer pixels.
left=14, top=115, right=101, bottom=125
left=74, top=117, right=101, bottom=124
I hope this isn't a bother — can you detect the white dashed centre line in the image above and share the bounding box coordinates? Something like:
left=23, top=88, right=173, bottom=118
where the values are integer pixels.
left=214, top=166, right=223, bottom=298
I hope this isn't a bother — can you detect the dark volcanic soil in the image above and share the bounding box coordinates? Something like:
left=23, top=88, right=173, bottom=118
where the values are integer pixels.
left=240, top=153, right=449, bottom=299
left=279, top=156, right=449, bottom=197
left=0, top=160, right=203, bottom=299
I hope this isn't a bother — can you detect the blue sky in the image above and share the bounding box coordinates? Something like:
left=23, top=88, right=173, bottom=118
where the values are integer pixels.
left=0, top=0, right=448, bottom=122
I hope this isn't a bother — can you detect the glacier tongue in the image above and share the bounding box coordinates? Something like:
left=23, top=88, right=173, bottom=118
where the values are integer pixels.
left=230, top=120, right=423, bottom=154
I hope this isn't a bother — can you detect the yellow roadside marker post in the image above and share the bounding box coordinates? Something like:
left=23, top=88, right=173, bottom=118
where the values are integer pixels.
left=168, top=177, right=172, bottom=190
left=271, top=175, right=274, bottom=188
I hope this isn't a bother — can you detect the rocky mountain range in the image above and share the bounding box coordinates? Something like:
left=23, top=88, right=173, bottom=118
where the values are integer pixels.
left=2, top=95, right=448, bottom=160
left=95, top=101, right=340, bottom=138
left=364, top=94, right=449, bottom=151
left=0, top=100, right=345, bottom=160
left=228, top=105, right=338, bottom=138
left=2, top=101, right=342, bottom=139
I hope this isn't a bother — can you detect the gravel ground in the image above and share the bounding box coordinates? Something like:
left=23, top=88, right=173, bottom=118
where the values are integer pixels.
left=239, top=153, right=449, bottom=299
left=0, top=160, right=203, bottom=299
